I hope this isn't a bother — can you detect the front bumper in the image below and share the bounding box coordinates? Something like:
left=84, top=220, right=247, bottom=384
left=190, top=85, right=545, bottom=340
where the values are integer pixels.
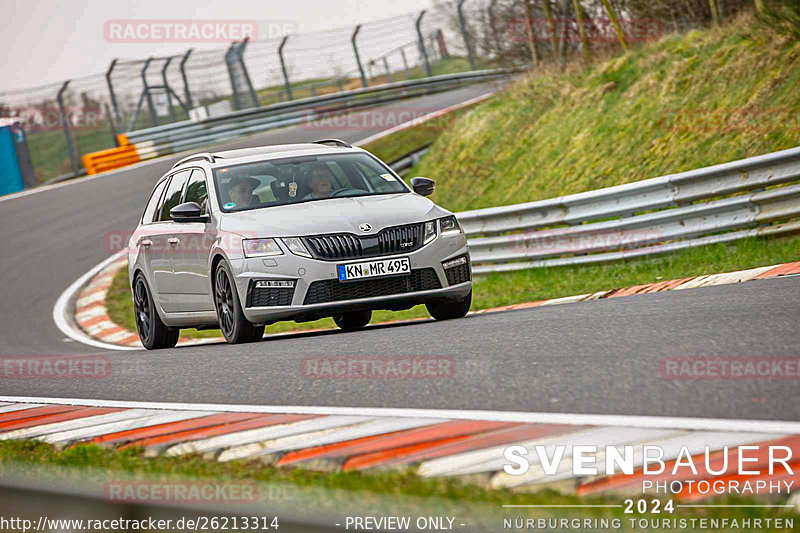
left=229, top=232, right=471, bottom=325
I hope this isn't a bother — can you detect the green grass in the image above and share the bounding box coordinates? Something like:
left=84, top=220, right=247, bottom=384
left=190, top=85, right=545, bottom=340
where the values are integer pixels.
left=0, top=440, right=796, bottom=530
left=106, top=233, right=800, bottom=340
left=416, top=14, right=800, bottom=212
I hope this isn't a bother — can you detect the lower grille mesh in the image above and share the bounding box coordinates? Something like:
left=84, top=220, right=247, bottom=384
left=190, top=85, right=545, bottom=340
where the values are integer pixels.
left=444, top=261, right=471, bottom=286
left=249, top=287, right=295, bottom=307
left=303, top=269, right=441, bottom=305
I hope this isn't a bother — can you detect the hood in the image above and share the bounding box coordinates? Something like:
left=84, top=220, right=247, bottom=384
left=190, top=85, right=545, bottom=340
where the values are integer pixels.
left=219, top=193, right=448, bottom=237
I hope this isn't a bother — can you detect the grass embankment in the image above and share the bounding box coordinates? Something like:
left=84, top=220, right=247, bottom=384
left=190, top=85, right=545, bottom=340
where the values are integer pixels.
left=417, top=14, right=800, bottom=210
left=105, top=15, right=800, bottom=340
left=1, top=440, right=795, bottom=530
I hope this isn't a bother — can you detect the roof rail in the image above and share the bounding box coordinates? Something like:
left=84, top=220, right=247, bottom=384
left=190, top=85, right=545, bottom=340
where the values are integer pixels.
left=312, top=139, right=352, bottom=148
left=173, top=153, right=215, bottom=168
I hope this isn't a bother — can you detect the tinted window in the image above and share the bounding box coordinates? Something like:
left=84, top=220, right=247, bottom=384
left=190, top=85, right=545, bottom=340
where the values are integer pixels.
left=183, top=169, right=209, bottom=214
left=213, top=153, right=408, bottom=212
left=141, top=180, right=168, bottom=224
left=158, top=170, right=192, bottom=221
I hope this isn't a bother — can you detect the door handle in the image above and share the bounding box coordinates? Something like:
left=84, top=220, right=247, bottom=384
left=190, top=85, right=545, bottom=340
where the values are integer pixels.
left=140, top=239, right=152, bottom=247
left=168, top=237, right=179, bottom=245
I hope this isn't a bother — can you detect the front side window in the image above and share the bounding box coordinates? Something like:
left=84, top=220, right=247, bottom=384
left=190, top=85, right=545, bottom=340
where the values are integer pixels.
left=183, top=169, right=209, bottom=215
left=213, top=153, right=408, bottom=213
left=158, top=170, right=192, bottom=221
left=141, top=179, right=168, bottom=224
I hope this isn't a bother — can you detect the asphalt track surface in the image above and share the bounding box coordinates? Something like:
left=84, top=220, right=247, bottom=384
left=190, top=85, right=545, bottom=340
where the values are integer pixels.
left=1, top=81, right=799, bottom=421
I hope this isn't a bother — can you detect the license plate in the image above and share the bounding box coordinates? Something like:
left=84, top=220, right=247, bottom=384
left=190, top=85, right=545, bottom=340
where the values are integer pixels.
left=338, top=257, right=410, bottom=282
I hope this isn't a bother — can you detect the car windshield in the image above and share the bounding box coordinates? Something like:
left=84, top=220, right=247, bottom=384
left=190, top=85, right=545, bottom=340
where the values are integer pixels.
left=213, top=152, right=408, bottom=212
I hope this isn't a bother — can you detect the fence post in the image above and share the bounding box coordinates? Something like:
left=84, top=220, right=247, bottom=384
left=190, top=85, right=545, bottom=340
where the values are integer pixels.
left=457, top=0, right=477, bottom=70
left=105, top=59, right=122, bottom=126
left=179, top=49, right=194, bottom=109
left=236, top=38, right=259, bottom=108
left=225, top=42, right=243, bottom=110
left=103, top=102, right=118, bottom=146
left=160, top=57, right=177, bottom=123
left=141, top=57, right=158, bottom=127
left=488, top=0, right=502, bottom=54
left=416, top=11, right=432, bottom=77
left=351, top=25, right=368, bottom=88
left=56, top=81, right=79, bottom=176
left=437, top=30, right=450, bottom=58
left=382, top=56, right=393, bottom=83
left=400, top=46, right=410, bottom=76
left=278, top=36, right=293, bottom=101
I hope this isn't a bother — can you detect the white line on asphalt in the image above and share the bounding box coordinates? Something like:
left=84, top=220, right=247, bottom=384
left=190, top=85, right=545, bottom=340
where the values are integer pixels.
left=353, top=93, right=494, bottom=146
left=1, top=396, right=797, bottom=434
left=51, top=250, right=139, bottom=352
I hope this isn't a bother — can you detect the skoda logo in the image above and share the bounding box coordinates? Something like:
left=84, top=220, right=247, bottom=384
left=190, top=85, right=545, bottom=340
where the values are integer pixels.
left=359, top=223, right=372, bottom=232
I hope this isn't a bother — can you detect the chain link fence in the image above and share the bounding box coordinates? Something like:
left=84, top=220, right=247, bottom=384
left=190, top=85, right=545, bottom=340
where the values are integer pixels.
left=0, top=0, right=751, bottom=183
left=0, top=1, right=497, bottom=183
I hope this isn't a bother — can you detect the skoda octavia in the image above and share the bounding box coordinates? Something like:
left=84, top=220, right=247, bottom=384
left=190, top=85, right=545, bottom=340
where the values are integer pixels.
left=128, top=140, right=472, bottom=349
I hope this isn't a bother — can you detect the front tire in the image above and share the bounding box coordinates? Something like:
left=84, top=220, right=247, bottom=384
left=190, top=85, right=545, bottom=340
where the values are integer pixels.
left=214, top=262, right=265, bottom=344
left=133, top=274, right=179, bottom=350
left=426, top=290, right=472, bottom=321
left=333, top=310, right=372, bottom=331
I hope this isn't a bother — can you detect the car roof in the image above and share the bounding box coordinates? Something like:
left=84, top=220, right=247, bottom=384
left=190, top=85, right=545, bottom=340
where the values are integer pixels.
left=170, top=143, right=365, bottom=172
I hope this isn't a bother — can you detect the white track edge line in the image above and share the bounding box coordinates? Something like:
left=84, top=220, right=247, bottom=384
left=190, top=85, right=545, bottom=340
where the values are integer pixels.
left=52, top=250, right=139, bottom=351
left=0, top=396, right=797, bottom=434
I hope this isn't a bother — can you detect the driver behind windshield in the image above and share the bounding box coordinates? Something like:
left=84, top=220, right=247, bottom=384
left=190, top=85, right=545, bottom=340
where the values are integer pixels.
left=304, top=163, right=335, bottom=200
left=227, top=175, right=260, bottom=208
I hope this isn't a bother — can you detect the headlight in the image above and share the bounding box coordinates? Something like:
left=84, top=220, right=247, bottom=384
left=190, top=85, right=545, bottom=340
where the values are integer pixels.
left=439, top=215, right=461, bottom=235
left=281, top=237, right=312, bottom=258
left=423, top=220, right=437, bottom=244
left=243, top=238, right=283, bottom=258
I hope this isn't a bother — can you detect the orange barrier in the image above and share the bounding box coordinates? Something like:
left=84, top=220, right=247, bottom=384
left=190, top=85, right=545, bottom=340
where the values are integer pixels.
left=82, top=143, right=140, bottom=175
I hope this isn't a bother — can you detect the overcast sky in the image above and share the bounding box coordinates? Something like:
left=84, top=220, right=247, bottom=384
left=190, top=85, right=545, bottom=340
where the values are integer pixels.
left=4, top=0, right=438, bottom=92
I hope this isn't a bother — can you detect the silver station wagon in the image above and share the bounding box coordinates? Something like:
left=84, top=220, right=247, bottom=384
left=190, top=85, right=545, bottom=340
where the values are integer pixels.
left=128, top=140, right=472, bottom=349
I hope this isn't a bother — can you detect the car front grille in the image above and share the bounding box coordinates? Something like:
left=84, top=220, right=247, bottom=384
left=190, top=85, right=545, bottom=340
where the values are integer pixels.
left=303, top=268, right=441, bottom=305
left=444, top=258, right=471, bottom=286
left=303, top=223, right=424, bottom=261
left=248, top=286, right=295, bottom=307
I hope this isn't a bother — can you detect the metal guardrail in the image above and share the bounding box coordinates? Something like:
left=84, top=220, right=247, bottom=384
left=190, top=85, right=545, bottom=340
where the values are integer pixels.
left=455, top=146, right=800, bottom=274
left=111, top=70, right=511, bottom=166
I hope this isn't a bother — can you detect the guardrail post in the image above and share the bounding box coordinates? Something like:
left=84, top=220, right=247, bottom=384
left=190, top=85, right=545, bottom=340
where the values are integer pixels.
left=278, top=36, right=293, bottom=101
left=457, top=0, right=477, bottom=70
left=179, top=49, right=194, bottom=109
left=141, top=57, right=158, bottom=127
left=351, top=25, right=368, bottom=88
left=160, top=57, right=177, bottom=123
left=105, top=59, right=122, bottom=127
left=382, top=56, right=393, bottom=83
left=236, top=38, right=259, bottom=108
left=56, top=81, right=79, bottom=176
left=416, top=11, right=433, bottom=77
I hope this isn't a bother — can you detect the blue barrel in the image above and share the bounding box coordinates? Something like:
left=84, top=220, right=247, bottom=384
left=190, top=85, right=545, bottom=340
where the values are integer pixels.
left=0, top=118, right=25, bottom=196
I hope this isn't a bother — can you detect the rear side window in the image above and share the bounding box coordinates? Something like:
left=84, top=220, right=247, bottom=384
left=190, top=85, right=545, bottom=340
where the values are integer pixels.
left=141, top=180, right=168, bottom=224
left=158, top=170, right=192, bottom=221
left=183, top=169, right=209, bottom=215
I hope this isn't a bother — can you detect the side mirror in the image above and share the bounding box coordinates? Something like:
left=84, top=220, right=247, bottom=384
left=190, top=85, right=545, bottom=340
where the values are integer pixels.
left=170, top=201, right=208, bottom=222
left=410, top=177, right=435, bottom=197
